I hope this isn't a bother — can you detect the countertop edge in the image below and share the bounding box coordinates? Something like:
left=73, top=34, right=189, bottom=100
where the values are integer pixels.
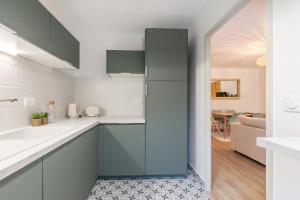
left=257, top=137, right=300, bottom=161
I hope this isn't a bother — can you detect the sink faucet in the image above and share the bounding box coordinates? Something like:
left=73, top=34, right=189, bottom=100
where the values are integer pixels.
left=0, top=98, right=18, bottom=103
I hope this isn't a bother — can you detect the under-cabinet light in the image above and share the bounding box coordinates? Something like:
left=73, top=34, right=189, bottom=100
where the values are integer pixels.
left=0, top=23, right=18, bottom=56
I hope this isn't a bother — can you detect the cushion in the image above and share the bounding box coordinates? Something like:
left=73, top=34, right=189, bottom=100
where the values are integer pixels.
left=239, top=115, right=266, bottom=129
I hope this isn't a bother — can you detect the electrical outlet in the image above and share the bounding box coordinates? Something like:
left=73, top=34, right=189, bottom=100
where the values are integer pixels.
left=23, top=97, right=37, bottom=107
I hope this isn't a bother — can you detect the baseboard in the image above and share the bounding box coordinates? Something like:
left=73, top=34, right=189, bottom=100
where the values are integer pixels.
left=187, top=163, right=206, bottom=188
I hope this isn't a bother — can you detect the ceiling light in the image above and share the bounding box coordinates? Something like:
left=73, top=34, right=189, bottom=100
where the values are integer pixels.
left=256, top=54, right=266, bottom=68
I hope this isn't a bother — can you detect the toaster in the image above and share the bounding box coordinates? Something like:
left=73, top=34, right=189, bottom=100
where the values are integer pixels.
left=85, top=106, right=100, bottom=117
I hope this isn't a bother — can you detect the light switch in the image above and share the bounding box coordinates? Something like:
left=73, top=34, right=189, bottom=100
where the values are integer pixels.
left=285, top=95, right=300, bottom=112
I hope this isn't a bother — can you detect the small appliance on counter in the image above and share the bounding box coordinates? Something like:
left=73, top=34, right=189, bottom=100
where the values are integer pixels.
left=85, top=106, right=101, bottom=117
left=67, top=103, right=80, bottom=118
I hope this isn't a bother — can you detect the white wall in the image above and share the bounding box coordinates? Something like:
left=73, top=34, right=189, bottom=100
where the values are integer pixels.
left=188, top=0, right=246, bottom=190
left=211, top=68, right=266, bottom=113
left=271, top=0, right=300, bottom=199
left=0, top=52, right=75, bottom=132
left=74, top=32, right=145, bottom=116
left=75, top=77, right=144, bottom=116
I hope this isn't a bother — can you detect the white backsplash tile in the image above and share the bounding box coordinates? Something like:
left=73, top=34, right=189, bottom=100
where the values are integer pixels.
left=0, top=109, right=15, bottom=131
left=0, top=52, right=75, bottom=132
left=75, top=77, right=144, bottom=117
left=0, top=61, right=14, bottom=86
left=14, top=108, right=35, bottom=128
left=0, top=86, right=16, bottom=108
left=0, top=51, right=144, bottom=132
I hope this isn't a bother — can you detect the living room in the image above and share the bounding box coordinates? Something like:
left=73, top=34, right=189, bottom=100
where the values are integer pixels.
left=209, top=0, right=267, bottom=199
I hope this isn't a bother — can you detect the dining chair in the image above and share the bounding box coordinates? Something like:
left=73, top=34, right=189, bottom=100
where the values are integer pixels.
left=211, top=110, right=224, bottom=136
left=211, top=116, right=222, bottom=134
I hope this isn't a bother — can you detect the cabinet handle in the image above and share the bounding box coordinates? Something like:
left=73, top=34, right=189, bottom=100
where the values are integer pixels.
left=145, top=84, right=148, bottom=96
left=145, top=66, right=148, bottom=78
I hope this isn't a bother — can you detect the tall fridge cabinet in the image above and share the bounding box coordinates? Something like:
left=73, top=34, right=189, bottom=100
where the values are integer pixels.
left=145, top=28, right=188, bottom=176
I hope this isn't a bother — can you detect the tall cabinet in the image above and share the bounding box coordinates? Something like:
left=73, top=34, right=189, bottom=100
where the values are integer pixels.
left=145, top=28, right=188, bottom=176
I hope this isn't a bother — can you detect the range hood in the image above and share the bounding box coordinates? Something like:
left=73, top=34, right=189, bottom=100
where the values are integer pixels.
left=0, top=24, right=75, bottom=69
left=108, top=73, right=145, bottom=78
left=106, top=50, right=145, bottom=78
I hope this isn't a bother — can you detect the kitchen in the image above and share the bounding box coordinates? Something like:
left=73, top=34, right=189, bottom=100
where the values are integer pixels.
left=5, top=0, right=300, bottom=200
left=0, top=0, right=195, bottom=199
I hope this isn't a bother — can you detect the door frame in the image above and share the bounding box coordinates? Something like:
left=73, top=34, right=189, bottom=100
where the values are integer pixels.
left=202, top=0, right=273, bottom=198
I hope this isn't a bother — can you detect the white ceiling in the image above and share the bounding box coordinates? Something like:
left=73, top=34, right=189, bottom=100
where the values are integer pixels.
left=211, top=0, right=266, bottom=68
left=39, top=0, right=207, bottom=36
left=39, top=0, right=266, bottom=69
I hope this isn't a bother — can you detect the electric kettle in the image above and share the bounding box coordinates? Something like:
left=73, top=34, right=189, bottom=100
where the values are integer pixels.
left=67, top=103, right=80, bottom=118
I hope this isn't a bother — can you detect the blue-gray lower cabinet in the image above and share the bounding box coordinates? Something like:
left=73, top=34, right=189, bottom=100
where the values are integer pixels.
left=43, top=126, right=99, bottom=200
left=0, top=159, right=42, bottom=200
left=145, top=81, right=187, bottom=176
left=0, top=126, right=99, bottom=200
left=43, top=136, right=84, bottom=200
left=82, top=126, right=99, bottom=197
left=100, top=125, right=145, bottom=176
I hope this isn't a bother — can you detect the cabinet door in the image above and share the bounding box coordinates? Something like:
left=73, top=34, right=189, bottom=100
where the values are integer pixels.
left=50, top=16, right=80, bottom=68
left=102, top=125, right=145, bottom=176
left=82, top=126, right=99, bottom=198
left=43, top=138, right=83, bottom=200
left=145, top=29, right=188, bottom=81
left=146, top=81, right=187, bottom=175
left=0, top=0, right=51, bottom=51
left=98, top=126, right=104, bottom=175
left=0, top=159, right=42, bottom=200
left=107, top=50, right=145, bottom=74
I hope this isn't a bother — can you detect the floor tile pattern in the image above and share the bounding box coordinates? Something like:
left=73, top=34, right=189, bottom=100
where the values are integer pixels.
left=88, top=170, right=211, bottom=200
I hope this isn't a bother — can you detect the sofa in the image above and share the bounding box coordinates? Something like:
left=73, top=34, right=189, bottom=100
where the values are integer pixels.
left=231, top=115, right=266, bottom=165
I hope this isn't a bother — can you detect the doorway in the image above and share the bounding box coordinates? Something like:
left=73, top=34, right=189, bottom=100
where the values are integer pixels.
left=205, top=0, right=268, bottom=199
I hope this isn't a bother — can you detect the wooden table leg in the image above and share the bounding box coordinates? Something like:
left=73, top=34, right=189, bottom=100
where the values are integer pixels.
left=224, top=116, right=227, bottom=139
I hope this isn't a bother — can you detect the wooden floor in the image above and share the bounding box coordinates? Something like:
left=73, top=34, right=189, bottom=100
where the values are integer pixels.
left=211, top=138, right=266, bottom=200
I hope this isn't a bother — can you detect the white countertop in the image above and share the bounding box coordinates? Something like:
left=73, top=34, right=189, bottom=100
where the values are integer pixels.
left=0, top=116, right=145, bottom=181
left=97, top=116, right=145, bottom=124
left=257, top=137, right=300, bottom=161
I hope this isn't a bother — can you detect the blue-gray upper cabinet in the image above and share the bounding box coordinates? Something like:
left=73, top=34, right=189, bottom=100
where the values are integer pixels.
left=0, top=159, right=42, bottom=200
left=50, top=16, right=80, bottom=68
left=0, top=0, right=51, bottom=51
left=107, top=50, right=145, bottom=74
left=145, top=28, right=188, bottom=81
left=146, top=81, right=187, bottom=176
left=101, top=125, right=145, bottom=176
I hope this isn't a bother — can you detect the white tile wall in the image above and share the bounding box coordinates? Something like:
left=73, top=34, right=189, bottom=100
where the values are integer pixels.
left=75, top=77, right=144, bottom=117
left=0, top=52, right=75, bottom=132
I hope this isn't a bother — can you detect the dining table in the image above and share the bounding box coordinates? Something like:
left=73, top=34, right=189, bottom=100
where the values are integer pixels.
left=212, top=112, right=234, bottom=136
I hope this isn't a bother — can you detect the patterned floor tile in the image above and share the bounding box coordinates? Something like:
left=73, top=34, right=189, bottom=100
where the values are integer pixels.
left=88, top=170, right=211, bottom=200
